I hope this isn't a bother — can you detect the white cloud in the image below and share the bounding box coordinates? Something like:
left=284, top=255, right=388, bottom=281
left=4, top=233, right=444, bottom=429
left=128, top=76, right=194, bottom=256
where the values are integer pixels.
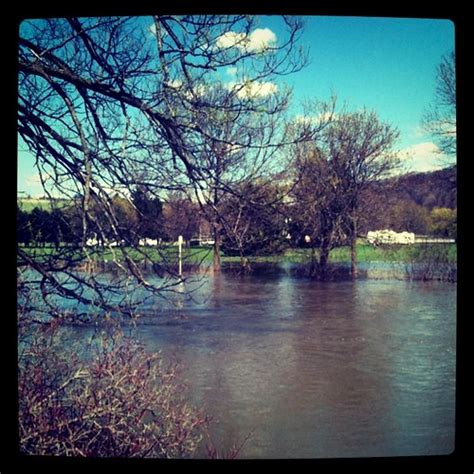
left=165, top=79, right=207, bottom=100
left=165, top=79, right=183, bottom=89
left=399, top=142, right=447, bottom=173
left=247, top=28, right=276, bottom=51
left=228, top=80, right=278, bottom=99
left=216, top=27, right=276, bottom=53
left=216, top=31, right=246, bottom=49
left=410, top=125, right=428, bottom=139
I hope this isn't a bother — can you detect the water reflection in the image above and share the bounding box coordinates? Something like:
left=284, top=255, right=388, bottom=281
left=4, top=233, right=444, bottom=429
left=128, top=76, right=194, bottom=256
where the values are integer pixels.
left=125, top=272, right=456, bottom=459
left=45, top=267, right=455, bottom=459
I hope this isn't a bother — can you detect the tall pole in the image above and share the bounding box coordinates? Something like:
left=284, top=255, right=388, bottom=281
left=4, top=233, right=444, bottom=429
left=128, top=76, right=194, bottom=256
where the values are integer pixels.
left=178, top=235, right=183, bottom=277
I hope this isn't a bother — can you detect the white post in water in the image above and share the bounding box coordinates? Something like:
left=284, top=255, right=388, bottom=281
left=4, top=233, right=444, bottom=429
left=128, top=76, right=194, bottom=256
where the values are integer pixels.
left=178, top=235, right=183, bottom=277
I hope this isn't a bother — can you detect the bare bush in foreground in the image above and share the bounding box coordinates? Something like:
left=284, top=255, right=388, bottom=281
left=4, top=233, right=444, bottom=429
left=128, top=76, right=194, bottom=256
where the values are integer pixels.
left=18, top=321, right=207, bottom=458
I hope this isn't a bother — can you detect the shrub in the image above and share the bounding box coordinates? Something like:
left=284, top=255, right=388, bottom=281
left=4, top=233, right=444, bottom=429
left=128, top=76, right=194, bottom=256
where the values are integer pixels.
left=18, top=322, right=208, bottom=458
left=429, top=207, right=457, bottom=238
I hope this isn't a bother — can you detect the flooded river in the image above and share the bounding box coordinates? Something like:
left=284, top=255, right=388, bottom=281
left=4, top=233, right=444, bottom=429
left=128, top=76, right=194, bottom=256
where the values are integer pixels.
left=107, top=268, right=456, bottom=459
left=27, top=262, right=456, bottom=459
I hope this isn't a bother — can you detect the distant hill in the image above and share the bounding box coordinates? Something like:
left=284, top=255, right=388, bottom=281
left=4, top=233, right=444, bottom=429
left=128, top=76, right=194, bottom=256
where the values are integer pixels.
left=360, top=165, right=457, bottom=234
left=388, top=165, right=457, bottom=210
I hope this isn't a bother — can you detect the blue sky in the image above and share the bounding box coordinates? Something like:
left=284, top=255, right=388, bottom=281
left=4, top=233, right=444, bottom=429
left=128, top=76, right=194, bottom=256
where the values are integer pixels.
left=18, top=15, right=455, bottom=197
left=271, top=16, right=455, bottom=171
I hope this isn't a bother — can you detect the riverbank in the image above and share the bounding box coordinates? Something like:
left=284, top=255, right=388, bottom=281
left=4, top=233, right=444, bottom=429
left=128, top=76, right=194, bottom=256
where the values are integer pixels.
left=18, top=241, right=457, bottom=266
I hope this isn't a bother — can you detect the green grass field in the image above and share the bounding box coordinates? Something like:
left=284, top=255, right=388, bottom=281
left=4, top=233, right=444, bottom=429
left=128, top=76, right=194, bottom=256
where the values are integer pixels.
left=19, top=241, right=457, bottom=266
left=18, top=244, right=214, bottom=266
left=18, top=198, right=71, bottom=212
left=328, top=242, right=457, bottom=264
left=236, top=243, right=456, bottom=265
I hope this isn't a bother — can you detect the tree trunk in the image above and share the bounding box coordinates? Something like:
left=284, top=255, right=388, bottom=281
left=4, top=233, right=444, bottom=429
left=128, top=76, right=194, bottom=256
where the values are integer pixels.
left=350, top=217, right=358, bottom=279
left=319, top=245, right=329, bottom=278
left=307, top=246, right=316, bottom=275
left=239, top=254, right=250, bottom=272
left=213, top=225, right=221, bottom=272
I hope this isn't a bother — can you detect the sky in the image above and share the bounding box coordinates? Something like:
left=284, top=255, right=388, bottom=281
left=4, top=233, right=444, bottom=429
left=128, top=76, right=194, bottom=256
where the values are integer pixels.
left=18, top=15, right=455, bottom=197
left=269, top=16, right=455, bottom=170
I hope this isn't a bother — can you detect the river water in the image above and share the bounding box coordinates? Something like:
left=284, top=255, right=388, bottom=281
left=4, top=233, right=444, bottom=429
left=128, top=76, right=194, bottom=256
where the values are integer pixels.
left=107, top=267, right=456, bottom=459
left=30, top=263, right=456, bottom=459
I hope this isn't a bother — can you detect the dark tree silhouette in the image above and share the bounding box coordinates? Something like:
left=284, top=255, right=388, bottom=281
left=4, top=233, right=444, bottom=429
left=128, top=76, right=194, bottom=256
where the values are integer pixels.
left=18, top=15, right=311, bottom=320
left=290, top=105, right=399, bottom=277
left=422, top=51, right=456, bottom=157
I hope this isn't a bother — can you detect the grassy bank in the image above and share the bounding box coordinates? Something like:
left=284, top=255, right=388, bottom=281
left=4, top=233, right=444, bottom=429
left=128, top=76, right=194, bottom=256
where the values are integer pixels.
left=18, top=241, right=457, bottom=266
left=223, top=242, right=457, bottom=265
left=329, top=241, right=457, bottom=264
left=18, top=244, right=214, bottom=266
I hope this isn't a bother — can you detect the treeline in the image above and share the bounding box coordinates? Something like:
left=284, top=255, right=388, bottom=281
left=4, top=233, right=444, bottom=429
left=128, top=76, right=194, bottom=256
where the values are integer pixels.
left=17, top=168, right=457, bottom=252
left=17, top=188, right=199, bottom=248
left=16, top=184, right=290, bottom=256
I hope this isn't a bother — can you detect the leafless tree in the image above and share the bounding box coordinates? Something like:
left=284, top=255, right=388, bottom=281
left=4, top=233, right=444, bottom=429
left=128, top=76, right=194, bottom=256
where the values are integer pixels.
left=18, top=15, right=313, bottom=320
left=290, top=105, right=400, bottom=278
left=290, top=145, right=345, bottom=276
left=187, top=82, right=295, bottom=270
left=325, top=109, right=400, bottom=277
left=422, top=50, right=456, bottom=157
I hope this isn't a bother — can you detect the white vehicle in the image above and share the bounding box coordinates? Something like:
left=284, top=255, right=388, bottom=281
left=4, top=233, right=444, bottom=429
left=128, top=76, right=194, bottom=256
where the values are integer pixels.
left=139, top=238, right=158, bottom=246
left=367, top=229, right=415, bottom=245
